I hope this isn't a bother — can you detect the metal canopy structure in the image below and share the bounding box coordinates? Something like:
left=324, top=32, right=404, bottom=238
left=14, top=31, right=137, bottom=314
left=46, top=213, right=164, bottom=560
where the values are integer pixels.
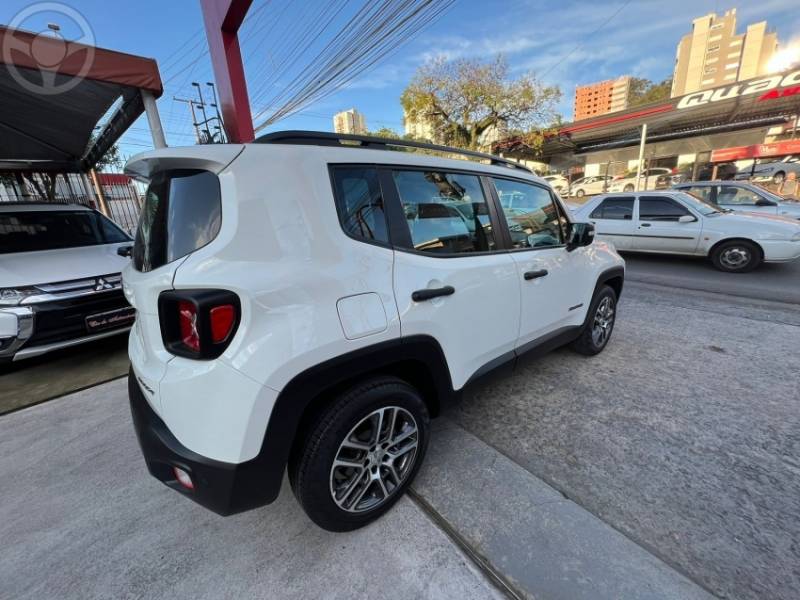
left=0, top=25, right=164, bottom=172
left=514, top=69, right=800, bottom=158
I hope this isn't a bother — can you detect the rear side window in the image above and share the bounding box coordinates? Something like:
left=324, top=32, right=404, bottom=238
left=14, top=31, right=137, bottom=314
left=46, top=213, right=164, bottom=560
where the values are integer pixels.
left=330, top=167, right=389, bottom=244
left=638, top=196, right=690, bottom=221
left=683, top=186, right=713, bottom=202
left=133, top=170, right=221, bottom=272
left=393, top=170, right=496, bottom=254
left=0, top=210, right=129, bottom=254
left=590, top=197, right=633, bottom=220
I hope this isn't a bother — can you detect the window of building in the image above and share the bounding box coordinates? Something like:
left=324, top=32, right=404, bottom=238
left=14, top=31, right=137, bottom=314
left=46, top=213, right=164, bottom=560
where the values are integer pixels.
left=704, top=66, right=717, bottom=74
left=331, top=167, right=389, bottom=245
left=589, top=197, right=633, bottom=220
left=725, top=62, right=739, bottom=70
left=492, top=178, right=564, bottom=249
left=638, top=196, right=691, bottom=222
left=392, top=170, right=496, bottom=254
left=707, top=44, right=720, bottom=52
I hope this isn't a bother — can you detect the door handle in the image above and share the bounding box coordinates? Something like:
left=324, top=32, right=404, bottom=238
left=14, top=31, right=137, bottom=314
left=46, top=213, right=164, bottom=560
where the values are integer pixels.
left=412, top=286, right=455, bottom=302
left=640, top=223, right=651, bottom=227
left=523, top=269, right=549, bottom=280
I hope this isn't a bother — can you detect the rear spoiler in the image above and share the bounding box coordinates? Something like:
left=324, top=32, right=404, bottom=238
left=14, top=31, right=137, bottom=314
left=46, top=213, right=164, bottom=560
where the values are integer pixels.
left=124, top=145, right=246, bottom=182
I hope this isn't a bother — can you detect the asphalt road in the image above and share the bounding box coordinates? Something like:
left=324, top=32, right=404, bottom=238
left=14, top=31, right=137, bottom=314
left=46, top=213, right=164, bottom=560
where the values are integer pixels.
left=451, top=281, right=800, bottom=600
left=622, top=251, right=800, bottom=304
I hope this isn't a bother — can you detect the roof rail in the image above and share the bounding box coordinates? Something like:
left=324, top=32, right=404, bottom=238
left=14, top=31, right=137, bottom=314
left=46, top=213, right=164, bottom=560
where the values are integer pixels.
left=255, top=130, right=533, bottom=173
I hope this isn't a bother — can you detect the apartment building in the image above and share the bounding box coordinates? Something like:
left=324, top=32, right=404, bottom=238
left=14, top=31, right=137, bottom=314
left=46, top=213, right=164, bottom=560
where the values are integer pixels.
left=672, top=8, right=778, bottom=97
left=403, top=109, right=436, bottom=141
left=333, top=108, right=367, bottom=134
left=573, top=76, right=631, bottom=121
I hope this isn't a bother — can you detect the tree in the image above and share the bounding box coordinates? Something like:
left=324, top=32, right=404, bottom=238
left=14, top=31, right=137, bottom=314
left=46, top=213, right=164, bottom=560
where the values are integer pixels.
left=628, top=77, right=673, bottom=108
left=400, top=55, right=561, bottom=151
left=369, top=127, right=402, bottom=139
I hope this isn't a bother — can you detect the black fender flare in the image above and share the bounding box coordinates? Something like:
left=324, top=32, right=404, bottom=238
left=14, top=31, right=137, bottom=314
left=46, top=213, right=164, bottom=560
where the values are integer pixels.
left=252, top=335, right=454, bottom=503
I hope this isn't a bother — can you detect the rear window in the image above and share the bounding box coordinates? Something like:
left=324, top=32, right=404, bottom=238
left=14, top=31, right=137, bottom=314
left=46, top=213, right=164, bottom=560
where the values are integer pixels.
left=0, top=210, right=129, bottom=254
left=133, top=170, right=221, bottom=272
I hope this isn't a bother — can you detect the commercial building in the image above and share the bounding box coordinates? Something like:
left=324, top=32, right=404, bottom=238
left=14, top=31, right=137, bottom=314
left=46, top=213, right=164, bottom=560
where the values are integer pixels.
left=403, top=109, right=435, bottom=141
left=573, top=76, right=631, bottom=121
left=496, top=67, right=800, bottom=186
left=333, top=108, right=367, bottom=134
left=672, top=8, right=778, bottom=97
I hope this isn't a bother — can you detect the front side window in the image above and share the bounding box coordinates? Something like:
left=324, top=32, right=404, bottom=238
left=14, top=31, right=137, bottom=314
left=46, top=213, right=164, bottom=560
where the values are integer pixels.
left=331, top=167, right=388, bottom=244
left=493, top=178, right=563, bottom=249
left=717, top=186, right=764, bottom=206
left=393, top=170, right=496, bottom=254
left=590, top=197, right=633, bottom=220
left=638, top=196, right=690, bottom=221
left=0, top=210, right=129, bottom=254
left=683, top=186, right=713, bottom=202
left=133, top=170, right=221, bottom=272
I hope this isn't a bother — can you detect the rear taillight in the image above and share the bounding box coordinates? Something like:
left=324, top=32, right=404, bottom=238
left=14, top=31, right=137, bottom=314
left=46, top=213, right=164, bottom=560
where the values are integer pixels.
left=178, top=301, right=200, bottom=351
left=158, top=290, right=241, bottom=359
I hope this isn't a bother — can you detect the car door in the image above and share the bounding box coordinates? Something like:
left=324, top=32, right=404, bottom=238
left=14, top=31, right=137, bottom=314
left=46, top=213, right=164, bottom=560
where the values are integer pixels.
left=491, top=177, right=586, bottom=348
left=586, top=196, right=635, bottom=249
left=634, top=195, right=702, bottom=254
left=716, top=184, right=776, bottom=215
left=388, top=168, right=521, bottom=390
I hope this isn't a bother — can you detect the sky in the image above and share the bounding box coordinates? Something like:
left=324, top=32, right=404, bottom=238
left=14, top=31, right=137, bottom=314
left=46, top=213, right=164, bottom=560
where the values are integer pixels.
left=2, top=0, right=799, bottom=162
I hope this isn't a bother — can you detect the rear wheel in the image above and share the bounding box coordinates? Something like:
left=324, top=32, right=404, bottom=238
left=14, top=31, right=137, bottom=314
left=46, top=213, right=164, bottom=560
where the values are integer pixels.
left=575, top=188, right=585, bottom=198
left=711, top=240, right=762, bottom=273
left=623, top=183, right=634, bottom=192
left=289, top=376, right=429, bottom=531
left=570, top=285, right=617, bottom=356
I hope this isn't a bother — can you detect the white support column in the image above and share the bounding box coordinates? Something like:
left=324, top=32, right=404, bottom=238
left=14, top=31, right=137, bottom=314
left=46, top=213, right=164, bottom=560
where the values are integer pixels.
left=142, top=90, right=167, bottom=149
left=635, top=123, right=647, bottom=192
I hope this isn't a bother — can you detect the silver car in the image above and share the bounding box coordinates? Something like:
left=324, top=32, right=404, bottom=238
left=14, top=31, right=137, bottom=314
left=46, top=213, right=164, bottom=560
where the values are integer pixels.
left=674, top=181, right=800, bottom=220
left=736, top=155, right=800, bottom=184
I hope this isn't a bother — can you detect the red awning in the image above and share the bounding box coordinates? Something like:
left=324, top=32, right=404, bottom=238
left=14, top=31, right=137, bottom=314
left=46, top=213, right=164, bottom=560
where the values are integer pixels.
left=0, top=26, right=162, bottom=172
left=711, top=139, right=800, bottom=163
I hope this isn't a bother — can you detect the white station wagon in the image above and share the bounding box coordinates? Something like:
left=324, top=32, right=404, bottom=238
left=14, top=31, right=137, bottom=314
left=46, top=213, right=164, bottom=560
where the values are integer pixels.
left=573, top=190, right=800, bottom=272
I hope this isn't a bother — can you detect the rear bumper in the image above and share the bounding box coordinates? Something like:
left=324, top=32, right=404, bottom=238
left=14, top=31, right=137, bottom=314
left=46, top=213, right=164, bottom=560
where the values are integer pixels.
left=128, top=370, right=281, bottom=516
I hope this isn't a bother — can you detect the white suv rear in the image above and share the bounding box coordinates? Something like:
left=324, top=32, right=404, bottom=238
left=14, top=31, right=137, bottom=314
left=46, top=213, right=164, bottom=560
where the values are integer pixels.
left=125, top=132, right=625, bottom=531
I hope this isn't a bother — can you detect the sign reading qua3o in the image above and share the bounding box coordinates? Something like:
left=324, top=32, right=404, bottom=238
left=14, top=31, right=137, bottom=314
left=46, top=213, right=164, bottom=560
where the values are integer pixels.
left=676, top=69, right=800, bottom=110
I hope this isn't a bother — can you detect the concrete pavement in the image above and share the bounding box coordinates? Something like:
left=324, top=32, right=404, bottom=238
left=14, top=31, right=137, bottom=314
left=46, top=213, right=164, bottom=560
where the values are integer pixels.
left=0, top=380, right=503, bottom=600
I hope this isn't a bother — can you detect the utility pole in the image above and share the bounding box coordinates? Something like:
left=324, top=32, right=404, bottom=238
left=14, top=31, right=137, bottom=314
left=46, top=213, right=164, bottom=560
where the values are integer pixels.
left=192, top=82, right=213, bottom=142
left=173, top=96, right=202, bottom=144
left=207, top=82, right=227, bottom=143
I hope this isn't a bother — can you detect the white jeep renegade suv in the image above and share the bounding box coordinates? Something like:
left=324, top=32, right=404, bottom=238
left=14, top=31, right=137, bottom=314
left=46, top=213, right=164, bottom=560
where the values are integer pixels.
left=124, top=132, right=624, bottom=531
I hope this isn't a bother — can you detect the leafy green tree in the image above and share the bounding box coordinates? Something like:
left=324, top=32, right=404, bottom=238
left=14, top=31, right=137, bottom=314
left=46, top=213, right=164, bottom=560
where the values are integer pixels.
left=369, top=127, right=402, bottom=139
left=628, top=77, right=673, bottom=107
left=401, top=55, right=561, bottom=150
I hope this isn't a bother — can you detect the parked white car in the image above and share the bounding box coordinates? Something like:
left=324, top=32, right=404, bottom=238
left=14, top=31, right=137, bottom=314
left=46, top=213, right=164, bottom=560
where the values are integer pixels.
left=674, top=181, right=800, bottom=220
left=736, top=155, right=800, bottom=184
left=542, top=174, right=568, bottom=194
left=573, top=191, right=800, bottom=272
left=608, top=168, right=672, bottom=193
left=0, top=203, right=134, bottom=363
left=569, top=175, right=612, bottom=198
left=124, top=132, right=625, bottom=531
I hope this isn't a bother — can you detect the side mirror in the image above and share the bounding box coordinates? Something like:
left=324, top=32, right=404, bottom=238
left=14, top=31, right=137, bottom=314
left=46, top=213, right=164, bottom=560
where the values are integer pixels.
left=678, top=215, right=696, bottom=223
left=755, top=198, right=776, bottom=207
left=566, top=222, right=595, bottom=251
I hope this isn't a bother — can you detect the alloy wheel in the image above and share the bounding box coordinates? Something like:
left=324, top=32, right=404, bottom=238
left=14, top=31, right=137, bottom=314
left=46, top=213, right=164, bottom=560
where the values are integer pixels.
left=591, top=296, right=615, bottom=347
left=329, top=406, right=419, bottom=513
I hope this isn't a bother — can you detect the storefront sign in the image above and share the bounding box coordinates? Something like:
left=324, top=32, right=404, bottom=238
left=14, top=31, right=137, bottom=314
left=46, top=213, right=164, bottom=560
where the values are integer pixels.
left=710, top=139, right=800, bottom=163
left=676, top=70, right=800, bottom=110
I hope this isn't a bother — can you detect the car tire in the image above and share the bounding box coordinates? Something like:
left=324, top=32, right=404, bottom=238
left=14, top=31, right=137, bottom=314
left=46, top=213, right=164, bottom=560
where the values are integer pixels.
left=772, top=171, right=785, bottom=185
left=623, top=184, right=634, bottom=192
left=710, top=240, right=762, bottom=273
left=575, top=189, right=585, bottom=198
left=570, top=285, right=617, bottom=356
left=289, top=376, right=429, bottom=532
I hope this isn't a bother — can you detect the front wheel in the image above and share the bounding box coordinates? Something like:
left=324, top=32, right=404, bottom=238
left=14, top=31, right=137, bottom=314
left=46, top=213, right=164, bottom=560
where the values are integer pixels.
left=575, top=188, right=585, bottom=198
left=289, top=377, right=429, bottom=531
left=710, top=240, right=762, bottom=272
left=570, top=285, right=617, bottom=356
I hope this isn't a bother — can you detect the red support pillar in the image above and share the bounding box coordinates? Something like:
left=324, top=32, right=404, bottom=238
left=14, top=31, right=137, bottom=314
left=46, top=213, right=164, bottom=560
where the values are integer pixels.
left=199, top=0, right=255, bottom=143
